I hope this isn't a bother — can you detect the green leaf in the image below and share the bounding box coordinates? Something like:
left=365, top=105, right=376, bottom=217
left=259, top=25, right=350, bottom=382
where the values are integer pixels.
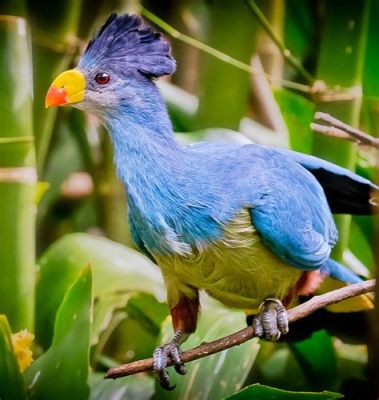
left=36, top=233, right=165, bottom=349
left=156, top=298, right=260, bottom=400
left=258, top=345, right=307, bottom=390
left=274, top=89, right=314, bottom=153
left=89, top=372, right=155, bottom=400
left=363, top=0, right=379, bottom=97
left=0, top=315, right=27, bottom=400
left=289, top=330, right=337, bottom=390
left=96, top=293, right=169, bottom=364
left=126, top=293, right=168, bottom=337
left=91, top=293, right=130, bottom=348
left=25, top=266, right=92, bottom=400
left=224, top=384, right=343, bottom=400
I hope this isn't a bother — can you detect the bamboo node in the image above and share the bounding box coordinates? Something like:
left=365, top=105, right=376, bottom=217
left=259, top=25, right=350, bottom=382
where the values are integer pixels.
left=0, top=167, right=37, bottom=184
left=0, top=136, right=34, bottom=145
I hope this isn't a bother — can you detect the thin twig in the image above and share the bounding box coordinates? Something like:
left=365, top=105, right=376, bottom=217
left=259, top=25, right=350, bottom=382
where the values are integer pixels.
left=312, top=112, right=379, bottom=149
left=140, top=7, right=312, bottom=94
left=105, top=279, right=375, bottom=379
left=245, top=0, right=315, bottom=85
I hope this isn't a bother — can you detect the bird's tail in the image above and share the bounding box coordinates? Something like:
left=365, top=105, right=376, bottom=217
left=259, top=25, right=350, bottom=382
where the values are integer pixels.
left=317, top=258, right=374, bottom=312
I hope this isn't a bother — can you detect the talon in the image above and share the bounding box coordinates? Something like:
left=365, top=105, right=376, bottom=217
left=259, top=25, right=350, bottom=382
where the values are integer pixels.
left=153, top=337, right=186, bottom=390
left=253, top=298, right=288, bottom=342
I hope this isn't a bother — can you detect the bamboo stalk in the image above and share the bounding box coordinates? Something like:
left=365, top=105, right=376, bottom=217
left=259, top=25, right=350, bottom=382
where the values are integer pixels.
left=194, top=0, right=258, bottom=129
left=0, top=15, right=36, bottom=331
left=28, top=0, right=83, bottom=173
left=312, top=0, right=370, bottom=260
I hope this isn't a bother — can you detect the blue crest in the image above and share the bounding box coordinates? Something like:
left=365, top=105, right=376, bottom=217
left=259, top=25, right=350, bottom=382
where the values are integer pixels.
left=80, top=13, right=175, bottom=78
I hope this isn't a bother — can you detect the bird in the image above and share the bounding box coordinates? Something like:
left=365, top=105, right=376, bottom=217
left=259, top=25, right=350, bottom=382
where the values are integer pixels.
left=45, top=14, right=378, bottom=390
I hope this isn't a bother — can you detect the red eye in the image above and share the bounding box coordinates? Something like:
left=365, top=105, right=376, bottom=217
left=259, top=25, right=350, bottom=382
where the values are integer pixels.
left=95, top=72, right=110, bottom=85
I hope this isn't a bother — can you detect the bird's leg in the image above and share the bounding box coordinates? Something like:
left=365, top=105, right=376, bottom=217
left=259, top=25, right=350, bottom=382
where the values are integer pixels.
left=153, top=292, right=199, bottom=390
left=252, top=298, right=289, bottom=341
left=153, top=329, right=188, bottom=390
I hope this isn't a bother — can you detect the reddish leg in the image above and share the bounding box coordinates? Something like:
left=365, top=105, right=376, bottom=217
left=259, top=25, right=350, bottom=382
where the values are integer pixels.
left=153, top=292, right=200, bottom=390
left=170, top=293, right=200, bottom=336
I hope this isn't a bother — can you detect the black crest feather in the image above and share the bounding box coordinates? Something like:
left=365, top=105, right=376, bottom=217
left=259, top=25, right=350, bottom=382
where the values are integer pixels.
left=80, top=14, right=175, bottom=78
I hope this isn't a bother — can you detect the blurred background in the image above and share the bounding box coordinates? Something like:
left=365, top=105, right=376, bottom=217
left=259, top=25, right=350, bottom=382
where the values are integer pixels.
left=0, top=0, right=378, bottom=399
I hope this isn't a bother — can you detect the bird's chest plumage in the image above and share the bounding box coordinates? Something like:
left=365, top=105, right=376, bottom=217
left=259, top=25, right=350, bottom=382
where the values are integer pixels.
left=153, top=209, right=302, bottom=310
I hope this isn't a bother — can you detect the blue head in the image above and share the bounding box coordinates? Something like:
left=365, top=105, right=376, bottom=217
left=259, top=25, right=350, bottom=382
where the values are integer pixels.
left=45, top=14, right=175, bottom=123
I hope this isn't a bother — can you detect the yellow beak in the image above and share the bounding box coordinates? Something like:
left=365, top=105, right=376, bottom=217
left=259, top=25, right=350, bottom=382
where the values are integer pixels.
left=45, top=69, right=86, bottom=108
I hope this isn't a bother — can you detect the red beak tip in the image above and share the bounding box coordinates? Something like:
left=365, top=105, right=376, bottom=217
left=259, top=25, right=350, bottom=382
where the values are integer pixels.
left=45, top=86, right=68, bottom=108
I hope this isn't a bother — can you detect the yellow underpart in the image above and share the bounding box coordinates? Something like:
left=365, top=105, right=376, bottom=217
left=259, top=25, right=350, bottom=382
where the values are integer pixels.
left=50, top=69, right=85, bottom=104
left=156, top=209, right=302, bottom=310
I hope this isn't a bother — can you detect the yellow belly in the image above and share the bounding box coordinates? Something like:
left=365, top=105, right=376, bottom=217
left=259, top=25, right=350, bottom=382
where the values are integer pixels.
left=155, top=209, right=302, bottom=310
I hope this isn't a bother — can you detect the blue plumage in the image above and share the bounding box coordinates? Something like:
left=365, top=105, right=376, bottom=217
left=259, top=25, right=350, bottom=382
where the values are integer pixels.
left=80, top=14, right=175, bottom=79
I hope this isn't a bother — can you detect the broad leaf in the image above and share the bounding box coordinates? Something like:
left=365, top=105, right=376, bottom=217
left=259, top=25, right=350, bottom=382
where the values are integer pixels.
left=126, top=293, right=168, bottom=337
left=36, top=233, right=165, bottom=349
left=25, top=266, right=92, bottom=400
left=0, top=315, right=27, bottom=400
left=289, top=330, right=337, bottom=390
left=225, top=384, right=343, bottom=399
left=89, top=372, right=155, bottom=400
left=94, top=293, right=168, bottom=365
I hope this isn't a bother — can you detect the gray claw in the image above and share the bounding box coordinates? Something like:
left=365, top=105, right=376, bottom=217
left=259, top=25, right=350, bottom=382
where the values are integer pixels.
left=253, top=298, right=288, bottom=342
left=153, top=341, right=186, bottom=390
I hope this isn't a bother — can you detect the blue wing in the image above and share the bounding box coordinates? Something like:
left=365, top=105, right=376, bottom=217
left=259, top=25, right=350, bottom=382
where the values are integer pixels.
left=188, top=142, right=340, bottom=271
left=248, top=150, right=338, bottom=271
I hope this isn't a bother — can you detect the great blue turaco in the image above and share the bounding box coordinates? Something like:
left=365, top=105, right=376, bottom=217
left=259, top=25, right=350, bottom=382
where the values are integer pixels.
left=45, top=14, right=377, bottom=390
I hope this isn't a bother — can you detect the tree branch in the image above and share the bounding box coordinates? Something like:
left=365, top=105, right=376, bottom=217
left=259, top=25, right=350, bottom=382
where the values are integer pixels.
left=105, top=279, right=375, bottom=380
left=311, top=112, right=379, bottom=149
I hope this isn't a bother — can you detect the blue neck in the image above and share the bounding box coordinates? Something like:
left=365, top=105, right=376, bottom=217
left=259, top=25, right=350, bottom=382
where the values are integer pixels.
left=100, top=83, right=230, bottom=254
left=101, top=83, right=197, bottom=231
left=103, top=84, right=183, bottom=188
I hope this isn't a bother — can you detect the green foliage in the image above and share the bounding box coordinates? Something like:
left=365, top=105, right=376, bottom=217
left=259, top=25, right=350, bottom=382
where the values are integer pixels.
left=289, top=331, right=337, bottom=390
left=0, top=315, right=27, bottom=400
left=89, top=373, right=155, bottom=400
left=25, top=267, right=92, bottom=400
left=36, top=233, right=164, bottom=349
left=225, top=384, right=343, bottom=400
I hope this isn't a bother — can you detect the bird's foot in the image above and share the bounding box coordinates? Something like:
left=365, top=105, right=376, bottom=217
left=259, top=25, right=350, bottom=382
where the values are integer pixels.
left=153, top=331, right=187, bottom=391
left=253, top=298, right=288, bottom=342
